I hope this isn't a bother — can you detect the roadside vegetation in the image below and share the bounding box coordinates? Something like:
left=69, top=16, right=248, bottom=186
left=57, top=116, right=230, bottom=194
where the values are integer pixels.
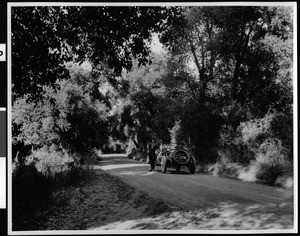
left=197, top=110, right=293, bottom=189
left=11, top=5, right=294, bottom=230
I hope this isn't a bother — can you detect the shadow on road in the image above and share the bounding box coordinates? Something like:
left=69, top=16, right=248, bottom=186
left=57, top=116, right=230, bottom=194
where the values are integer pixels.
left=88, top=189, right=294, bottom=230
left=89, top=192, right=294, bottom=230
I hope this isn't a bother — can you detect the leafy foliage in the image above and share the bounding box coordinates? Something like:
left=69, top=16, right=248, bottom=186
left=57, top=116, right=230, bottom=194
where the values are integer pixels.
left=11, top=5, right=295, bottom=203
left=12, top=65, right=110, bottom=164
left=159, top=6, right=293, bottom=166
left=11, top=6, right=295, bottom=231
left=219, top=109, right=293, bottom=171
left=108, top=53, right=177, bottom=151
left=12, top=6, right=179, bottom=101
left=14, top=82, right=107, bottom=152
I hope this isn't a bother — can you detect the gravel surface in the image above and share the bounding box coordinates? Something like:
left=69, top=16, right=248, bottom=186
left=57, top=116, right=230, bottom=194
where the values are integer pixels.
left=92, top=154, right=295, bottom=230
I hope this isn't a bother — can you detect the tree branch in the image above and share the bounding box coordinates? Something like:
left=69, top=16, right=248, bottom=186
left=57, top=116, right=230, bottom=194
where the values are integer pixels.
left=189, top=40, right=202, bottom=78
left=185, top=77, right=197, bottom=100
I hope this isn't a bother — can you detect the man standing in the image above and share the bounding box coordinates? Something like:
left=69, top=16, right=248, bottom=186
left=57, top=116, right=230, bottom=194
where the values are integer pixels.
left=149, top=144, right=159, bottom=172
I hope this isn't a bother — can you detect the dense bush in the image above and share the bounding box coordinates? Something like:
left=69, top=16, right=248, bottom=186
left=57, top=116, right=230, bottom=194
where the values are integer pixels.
left=269, top=112, right=293, bottom=161
left=220, top=110, right=292, bottom=161
left=207, top=156, right=243, bottom=180
left=23, top=146, right=73, bottom=174
left=216, top=109, right=293, bottom=186
left=12, top=78, right=109, bottom=163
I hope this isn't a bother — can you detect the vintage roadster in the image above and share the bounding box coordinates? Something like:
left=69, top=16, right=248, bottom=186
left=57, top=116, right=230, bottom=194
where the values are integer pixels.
left=156, top=146, right=196, bottom=174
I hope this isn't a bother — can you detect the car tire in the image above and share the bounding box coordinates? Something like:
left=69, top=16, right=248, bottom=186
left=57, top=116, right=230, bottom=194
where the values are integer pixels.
left=172, top=150, right=190, bottom=165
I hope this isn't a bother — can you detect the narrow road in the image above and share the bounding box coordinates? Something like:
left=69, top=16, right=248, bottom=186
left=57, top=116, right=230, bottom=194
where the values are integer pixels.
left=96, top=154, right=295, bottom=229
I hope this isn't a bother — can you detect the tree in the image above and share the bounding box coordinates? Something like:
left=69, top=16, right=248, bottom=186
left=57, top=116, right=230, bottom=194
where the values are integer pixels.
left=160, top=6, right=293, bottom=107
left=11, top=6, right=180, bottom=101
left=108, top=53, right=177, bottom=150
left=11, top=6, right=183, bottom=161
left=159, top=6, right=293, bottom=162
left=12, top=63, right=110, bottom=164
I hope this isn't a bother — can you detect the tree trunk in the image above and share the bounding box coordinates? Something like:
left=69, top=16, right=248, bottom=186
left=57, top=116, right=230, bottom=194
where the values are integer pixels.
left=199, top=80, right=208, bottom=102
left=232, top=29, right=252, bottom=101
left=133, top=134, right=139, bottom=149
left=232, top=57, right=241, bottom=101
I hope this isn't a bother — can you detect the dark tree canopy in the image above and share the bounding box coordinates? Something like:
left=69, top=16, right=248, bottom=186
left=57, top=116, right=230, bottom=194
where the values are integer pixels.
left=11, top=5, right=294, bottom=170
left=11, top=6, right=181, bottom=100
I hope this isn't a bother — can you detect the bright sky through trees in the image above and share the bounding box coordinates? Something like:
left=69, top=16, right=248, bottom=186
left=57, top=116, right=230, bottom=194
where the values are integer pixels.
left=150, top=33, right=165, bottom=53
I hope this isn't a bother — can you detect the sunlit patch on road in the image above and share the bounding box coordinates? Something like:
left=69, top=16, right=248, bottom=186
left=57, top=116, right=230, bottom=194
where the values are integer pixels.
left=95, top=163, right=148, bottom=170
left=118, top=171, right=146, bottom=176
left=99, top=154, right=127, bottom=158
left=118, top=171, right=157, bottom=176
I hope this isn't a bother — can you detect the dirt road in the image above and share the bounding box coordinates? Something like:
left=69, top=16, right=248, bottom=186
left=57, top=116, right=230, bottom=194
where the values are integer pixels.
left=95, top=154, right=295, bottom=230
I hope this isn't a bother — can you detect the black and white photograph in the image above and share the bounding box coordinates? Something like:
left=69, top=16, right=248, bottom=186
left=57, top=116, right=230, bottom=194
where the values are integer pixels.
left=6, top=1, right=297, bottom=234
